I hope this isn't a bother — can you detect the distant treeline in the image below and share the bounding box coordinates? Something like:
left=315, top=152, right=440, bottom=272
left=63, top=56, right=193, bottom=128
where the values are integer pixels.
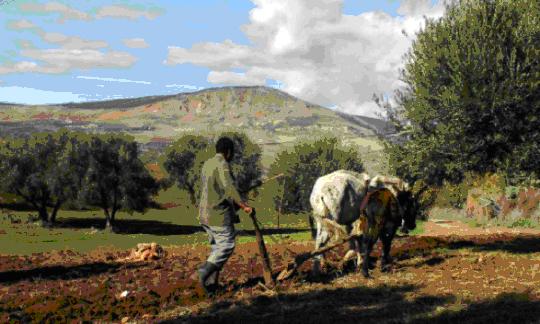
left=0, top=130, right=367, bottom=230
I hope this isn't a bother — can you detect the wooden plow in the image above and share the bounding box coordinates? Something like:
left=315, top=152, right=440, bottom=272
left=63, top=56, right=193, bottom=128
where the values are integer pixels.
left=248, top=208, right=362, bottom=285
left=276, top=232, right=361, bottom=281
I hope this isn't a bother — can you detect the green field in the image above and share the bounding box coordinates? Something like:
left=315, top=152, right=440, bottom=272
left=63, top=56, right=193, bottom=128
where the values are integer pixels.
left=0, top=186, right=313, bottom=255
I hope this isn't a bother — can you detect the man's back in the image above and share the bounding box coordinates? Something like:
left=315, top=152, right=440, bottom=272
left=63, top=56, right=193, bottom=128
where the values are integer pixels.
left=199, top=154, right=242, bottom=226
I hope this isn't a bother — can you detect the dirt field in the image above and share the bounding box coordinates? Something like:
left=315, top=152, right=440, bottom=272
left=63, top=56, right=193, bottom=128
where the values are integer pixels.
left=1, top=220, right=540, bottom=323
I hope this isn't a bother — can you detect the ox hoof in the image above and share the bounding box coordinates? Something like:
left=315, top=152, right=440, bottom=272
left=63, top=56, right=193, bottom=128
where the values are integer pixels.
left=361, top=268, right=370, bottom=279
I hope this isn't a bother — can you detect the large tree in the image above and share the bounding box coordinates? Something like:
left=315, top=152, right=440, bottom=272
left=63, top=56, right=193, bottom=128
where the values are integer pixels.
left=81, top=135, right=160, bottom=231
left=384, top=0, right=539, bottom=186
left=0, top=130, right=88, bottom=226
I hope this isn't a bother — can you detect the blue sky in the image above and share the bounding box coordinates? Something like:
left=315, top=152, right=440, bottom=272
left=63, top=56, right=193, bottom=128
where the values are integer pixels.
left=0, top=0, right=443, bottom=116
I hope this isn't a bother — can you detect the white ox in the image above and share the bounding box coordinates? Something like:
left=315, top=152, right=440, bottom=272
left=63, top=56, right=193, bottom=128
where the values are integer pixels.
left=309, top=170, right=370, bottom=274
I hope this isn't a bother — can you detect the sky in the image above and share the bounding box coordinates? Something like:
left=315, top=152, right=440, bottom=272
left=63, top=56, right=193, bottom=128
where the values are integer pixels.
left=0, top=0, right=446, bottom=117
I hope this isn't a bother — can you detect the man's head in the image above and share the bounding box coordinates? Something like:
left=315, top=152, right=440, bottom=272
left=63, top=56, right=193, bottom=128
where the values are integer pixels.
left=216, top=137, right=235, bottom=161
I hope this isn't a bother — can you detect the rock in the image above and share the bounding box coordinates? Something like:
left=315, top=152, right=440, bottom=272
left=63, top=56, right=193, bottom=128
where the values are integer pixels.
left=124, top=242, right=166, bottom=262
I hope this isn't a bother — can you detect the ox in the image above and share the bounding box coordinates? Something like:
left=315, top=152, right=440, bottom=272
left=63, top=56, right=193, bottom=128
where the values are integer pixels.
left=309, top=171, right=417, bottom=278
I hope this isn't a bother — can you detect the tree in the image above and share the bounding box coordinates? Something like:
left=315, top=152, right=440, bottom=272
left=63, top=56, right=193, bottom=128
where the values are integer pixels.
left=267, top=137, right=364, bottom=214
left=0, top=130, right=88, bottom=226
left=164, top=132, right=264, bottom=205
left=163, top=135, right=212, bottom=204
left=82, top=134, right=160, bottom=231
left=384, top=0, right=540, bottom=186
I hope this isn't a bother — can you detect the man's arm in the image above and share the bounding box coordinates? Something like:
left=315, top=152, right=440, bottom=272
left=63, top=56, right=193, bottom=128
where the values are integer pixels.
left=218, top=160, right=252, bottom=213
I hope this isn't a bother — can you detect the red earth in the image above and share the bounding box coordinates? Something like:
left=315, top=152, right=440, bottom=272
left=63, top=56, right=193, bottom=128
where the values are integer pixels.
left=1, top=220, right=540, bottom=323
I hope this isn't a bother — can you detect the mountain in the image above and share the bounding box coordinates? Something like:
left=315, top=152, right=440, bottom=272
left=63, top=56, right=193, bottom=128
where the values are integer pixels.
left=0, top=86, right=389, bottom=173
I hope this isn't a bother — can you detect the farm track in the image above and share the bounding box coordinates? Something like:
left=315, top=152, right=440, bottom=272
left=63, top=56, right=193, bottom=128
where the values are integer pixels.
left=1, top=221, right=540, bottom=323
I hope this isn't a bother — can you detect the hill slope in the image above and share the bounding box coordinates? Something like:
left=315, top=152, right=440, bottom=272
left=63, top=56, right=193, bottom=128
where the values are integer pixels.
left=0, top=86, right=389, bottom=172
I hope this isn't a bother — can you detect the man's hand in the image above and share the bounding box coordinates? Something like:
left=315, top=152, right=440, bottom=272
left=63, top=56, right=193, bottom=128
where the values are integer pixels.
left=237, top=201, right=252, bottom=214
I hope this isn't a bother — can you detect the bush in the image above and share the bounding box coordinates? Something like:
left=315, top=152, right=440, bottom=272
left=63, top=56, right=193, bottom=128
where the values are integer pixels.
left=266, top=137, right=364, bottom=214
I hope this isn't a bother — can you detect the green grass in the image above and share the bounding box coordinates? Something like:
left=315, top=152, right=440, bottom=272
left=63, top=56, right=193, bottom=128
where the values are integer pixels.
left=408, top=220, right=426, bottom=236
left=0, top=201, right=310, bottom=255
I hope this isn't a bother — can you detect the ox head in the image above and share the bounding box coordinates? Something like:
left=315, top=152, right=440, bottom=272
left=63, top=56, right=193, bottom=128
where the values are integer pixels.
left=368, top=175, right=419, bottom=233
left=396, top=188, right=418, bottom=233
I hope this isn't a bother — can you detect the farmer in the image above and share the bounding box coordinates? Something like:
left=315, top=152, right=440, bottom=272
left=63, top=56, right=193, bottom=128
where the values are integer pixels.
left=197, top=136, right=252, bottom=295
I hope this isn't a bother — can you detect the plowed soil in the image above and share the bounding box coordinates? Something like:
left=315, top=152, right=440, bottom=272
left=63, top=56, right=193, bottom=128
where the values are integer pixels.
left=1, top=221, right=540, bottom=323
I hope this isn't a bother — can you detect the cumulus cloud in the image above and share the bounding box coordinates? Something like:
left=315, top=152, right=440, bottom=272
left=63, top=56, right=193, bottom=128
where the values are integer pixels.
left=20, top=2, right=91, bottom=22
left=96, top=5, right=161, bottom=20
left=166, top=0, right=446, bottom=117
left=123, top=38, right=150, bottom=49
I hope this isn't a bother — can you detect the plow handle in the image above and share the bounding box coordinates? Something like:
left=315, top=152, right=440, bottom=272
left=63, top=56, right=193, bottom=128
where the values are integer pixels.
left=248, top=209, right=275, bottom=287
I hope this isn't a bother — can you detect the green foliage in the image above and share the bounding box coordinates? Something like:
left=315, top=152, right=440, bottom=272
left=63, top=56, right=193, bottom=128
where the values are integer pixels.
left=384, top=0, right=540, bottom=186
left=267, top=137, right=364, bottom=214
left=434, top=173, right=478, bottom=208
left=0, top=130, right=89, bottom=225
left=81, top=134, right=160, bottom=230
left=163, top=135, right=211, bottom=204
left=164, top=132, right=263, bottom=206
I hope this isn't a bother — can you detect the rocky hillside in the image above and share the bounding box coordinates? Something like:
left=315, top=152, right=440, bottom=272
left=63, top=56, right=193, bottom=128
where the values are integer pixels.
left=0, top=86, right=389, bottom=172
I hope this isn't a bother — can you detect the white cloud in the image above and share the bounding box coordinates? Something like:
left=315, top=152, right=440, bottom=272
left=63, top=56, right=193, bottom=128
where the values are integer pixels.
left=7, top=19, right=36, bottom=30
left=123, top=38, right=150, bottom=49
left=0, top=86, right=86, bottom=104
left=42, top=32, right=108, bottom=49
left=1, top=21, right=137, bottom=75
left=96, top=5, right=161, bottom=20
left=77, top=75, right=151, bottom=85
left=18, top=2, right=162, bottom=22
left=207, top=70, right=266, bottom=86
left=165, top=84, right=205, bottom=91
left=166, top=0, right=446, bottom=117
left=20, top=2, right=91, bottom=22
left=0, top=49, right=137, bottom=74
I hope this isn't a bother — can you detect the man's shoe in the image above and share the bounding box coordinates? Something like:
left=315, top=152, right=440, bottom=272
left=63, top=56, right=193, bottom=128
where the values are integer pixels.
left=197, top=262, right=219, bottom=296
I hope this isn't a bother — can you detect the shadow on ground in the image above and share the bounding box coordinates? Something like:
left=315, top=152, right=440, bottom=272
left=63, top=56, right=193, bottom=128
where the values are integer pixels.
left=164, top=285, right=540, bottom=324
left=393, top=235, right=540, bottom=261
left=0, top=261, right=140, bottom=284
left=53, top=217, right=310, bottom=237
left=421, top=292, right=540, bottom=324
left=54, top=217, right=204, bottom=235
left=163, top=284, right=452, bottom=324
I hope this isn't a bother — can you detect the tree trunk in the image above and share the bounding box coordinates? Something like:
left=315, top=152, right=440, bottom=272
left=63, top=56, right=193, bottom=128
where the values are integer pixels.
left=187, top=186, right=196, bottom=205
left=38, top=207, right=50, bottom=227
left=49, top=201, right=62, bottom=224
left=104, top=208, right=114, bottom=232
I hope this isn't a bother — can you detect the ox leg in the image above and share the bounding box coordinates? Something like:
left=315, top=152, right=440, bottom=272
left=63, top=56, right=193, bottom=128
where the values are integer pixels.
left=354, top=236, right=363, bottom=271
left=361, top=235, right=375, bottom=278
left=313, top=222, right=330, bottom=277
left=381, top=229, right=396, bottom=272
left=341, top=224, right=357, bottom=267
